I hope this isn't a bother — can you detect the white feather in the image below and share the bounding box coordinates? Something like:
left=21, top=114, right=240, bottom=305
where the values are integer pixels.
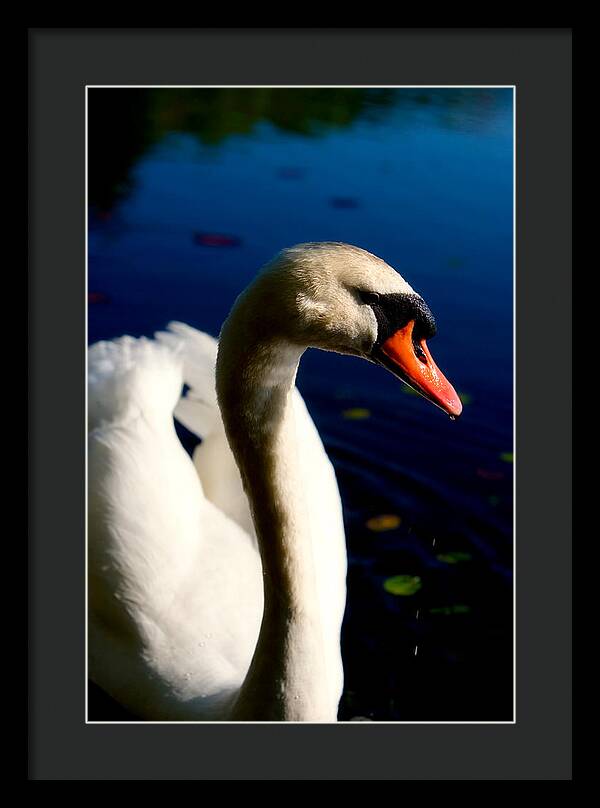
left=88, top=325, right=346, bottom=720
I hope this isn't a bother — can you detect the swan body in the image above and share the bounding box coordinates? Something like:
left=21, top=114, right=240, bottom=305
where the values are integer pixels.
left=88, top=242, right=461, bottom=721
left=88, top=329, right=346, bottom=720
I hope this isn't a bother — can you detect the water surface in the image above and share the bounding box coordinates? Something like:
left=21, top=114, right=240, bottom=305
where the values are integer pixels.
left=88, top=88, right=513, bottom=721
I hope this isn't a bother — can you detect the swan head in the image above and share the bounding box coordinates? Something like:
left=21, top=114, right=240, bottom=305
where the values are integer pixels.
left=226, top=242, right=462, bottom=418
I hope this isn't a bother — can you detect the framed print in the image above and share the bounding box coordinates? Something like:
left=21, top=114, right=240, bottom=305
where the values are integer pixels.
left=29, top=28, right=572, bottom=780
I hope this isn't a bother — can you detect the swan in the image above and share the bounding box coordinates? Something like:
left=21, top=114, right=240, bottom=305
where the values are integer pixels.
left=88, top=242, right=462, bottom=722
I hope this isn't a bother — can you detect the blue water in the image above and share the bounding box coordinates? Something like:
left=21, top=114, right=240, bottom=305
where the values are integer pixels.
left=88, top=88, right=514, bottom=721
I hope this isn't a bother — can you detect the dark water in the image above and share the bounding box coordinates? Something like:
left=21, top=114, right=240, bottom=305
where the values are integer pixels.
left=88, top=88, right=514, bottom=721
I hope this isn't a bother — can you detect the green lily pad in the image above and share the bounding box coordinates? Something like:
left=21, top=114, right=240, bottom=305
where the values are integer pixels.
left=436, top=551, right=472, bottom=564
left=500, top=452, right=513, bottom=463
left=383, top=575, right=422, bottom=596
left=458, top=391, right=472, bottom=405
left=342, top=407, right=371, bottom=420
left=429, top=604, right=471, bottom=615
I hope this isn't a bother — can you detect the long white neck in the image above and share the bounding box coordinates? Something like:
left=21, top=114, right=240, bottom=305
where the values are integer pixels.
left=216, top=290, right=335, bottom=721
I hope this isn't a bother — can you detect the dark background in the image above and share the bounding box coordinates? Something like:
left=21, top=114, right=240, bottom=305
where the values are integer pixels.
left=29, top=29, right=572, bottom=780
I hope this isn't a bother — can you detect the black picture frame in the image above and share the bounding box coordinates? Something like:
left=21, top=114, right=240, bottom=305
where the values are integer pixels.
left=29, top=28, right=572, bottom=780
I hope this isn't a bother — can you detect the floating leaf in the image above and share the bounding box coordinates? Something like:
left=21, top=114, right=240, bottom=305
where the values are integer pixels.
left=383, top=575, right=422, bottom=596
left=458, top=391, right=472, bottom=405
left=436, top=551, right=472, bottom=564
left=366, top=514, right=402, bottom=532
left=88, top=291, right=110, bottom=305
left=193, top=231, right=242, bottom=247
left=429, top=604, right=471, bottom=615
left=477, top=468, right=504, bottom=480
left=500, top=452, right=514, bottom=463
left=330, top=197, right=359, bottom=209
left=342, top=407, right=370, bottom=420
left=401, top=385, right=421, bottom=397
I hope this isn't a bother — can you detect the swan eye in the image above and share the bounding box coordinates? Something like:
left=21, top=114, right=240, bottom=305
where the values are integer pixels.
left=413, top=342, right=428, bottom=363
left=359, top=291, right=380, bottom=306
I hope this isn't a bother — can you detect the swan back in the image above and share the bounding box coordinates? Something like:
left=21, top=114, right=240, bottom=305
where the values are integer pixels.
left=88, top=334, right=264, bottom=719
left=88, top=336, right=183, bottom=432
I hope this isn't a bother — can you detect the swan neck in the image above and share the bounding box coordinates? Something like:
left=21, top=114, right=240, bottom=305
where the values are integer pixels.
left=216, top=307, right=333, bottom=720
left=224, top=341, right=311, bottom=597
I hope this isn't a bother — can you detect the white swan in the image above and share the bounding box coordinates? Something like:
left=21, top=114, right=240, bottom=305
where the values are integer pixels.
left=88, top=242, right=462, bottom=722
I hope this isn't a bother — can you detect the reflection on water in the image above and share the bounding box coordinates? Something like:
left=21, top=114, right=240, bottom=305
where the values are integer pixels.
left=88, top=87, right=513, bottom=721
left=89, top=88, right=508, bottom=212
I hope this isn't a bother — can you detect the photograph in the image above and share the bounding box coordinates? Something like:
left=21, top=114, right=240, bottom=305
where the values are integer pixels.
left=86, top=86, right=514, bottom=723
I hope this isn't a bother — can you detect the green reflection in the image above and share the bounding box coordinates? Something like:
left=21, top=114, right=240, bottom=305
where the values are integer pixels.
left=88, top=87, right=507, bottom=212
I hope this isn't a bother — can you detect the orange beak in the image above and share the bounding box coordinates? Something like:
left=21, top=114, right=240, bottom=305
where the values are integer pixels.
left=377, top=320, right=462, bottom=418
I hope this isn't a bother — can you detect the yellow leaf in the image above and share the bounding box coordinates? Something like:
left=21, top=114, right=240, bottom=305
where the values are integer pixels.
left=366, top=514, right=402, bottom=532
left=342, top=407, right=370, bottom=420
